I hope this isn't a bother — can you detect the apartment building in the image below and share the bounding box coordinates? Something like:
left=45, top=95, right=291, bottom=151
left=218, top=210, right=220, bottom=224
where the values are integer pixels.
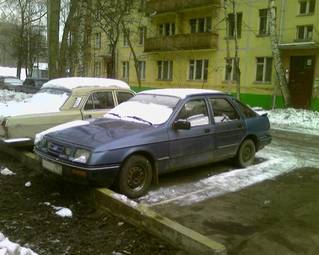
left=90, top=0, right=319, bottom=110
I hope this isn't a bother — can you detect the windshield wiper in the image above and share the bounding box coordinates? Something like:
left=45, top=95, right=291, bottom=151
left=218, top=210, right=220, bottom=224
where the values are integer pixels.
left=126, top=116, right=153, bottom=126
left=107, top=113, right=121, bottom=118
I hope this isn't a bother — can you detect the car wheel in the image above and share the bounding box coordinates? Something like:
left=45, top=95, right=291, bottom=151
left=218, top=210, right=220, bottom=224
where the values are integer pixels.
left=237, top=139, right=256, bottom=168
left=117, top=155, right=152, bottom=198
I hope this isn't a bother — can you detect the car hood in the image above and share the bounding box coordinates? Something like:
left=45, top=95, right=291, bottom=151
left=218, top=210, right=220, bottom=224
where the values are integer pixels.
left=0, top=92, right=68, bottom=117
left=46, top=118, right=155, bottom=149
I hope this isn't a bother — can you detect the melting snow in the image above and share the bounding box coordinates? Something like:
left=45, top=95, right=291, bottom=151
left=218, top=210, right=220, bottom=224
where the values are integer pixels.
left=0, top=232, right=37, bottom=255
left=0, top=168, right=15, bottom=176
left=0, top=66, right=26, bottom=80
left=43, top=203, right=73, bottom=218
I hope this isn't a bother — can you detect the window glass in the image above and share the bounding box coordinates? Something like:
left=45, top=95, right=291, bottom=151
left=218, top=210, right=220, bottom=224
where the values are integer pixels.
left=233, top=99, right=257, bottom=118
left=84, top=92, right=114, bottom=110
left=117, top=92, right=134, bottom=104
left=209, top=98, right=239, bottom=123
left=176, top=99, right=209, bottom=127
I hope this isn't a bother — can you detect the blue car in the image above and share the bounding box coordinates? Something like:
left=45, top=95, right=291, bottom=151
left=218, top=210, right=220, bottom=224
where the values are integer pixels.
left=34, top=89, right=271, bottom=198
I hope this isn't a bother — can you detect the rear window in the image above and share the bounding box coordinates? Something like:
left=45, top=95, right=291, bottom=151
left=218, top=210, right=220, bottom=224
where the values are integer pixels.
left=233, top=99, right=257, bottom=118
left=117, top=91, right=134, bottom=104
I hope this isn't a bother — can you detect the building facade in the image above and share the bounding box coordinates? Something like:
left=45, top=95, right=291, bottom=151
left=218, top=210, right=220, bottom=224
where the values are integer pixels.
left=89, top=0, right=319, bottom=110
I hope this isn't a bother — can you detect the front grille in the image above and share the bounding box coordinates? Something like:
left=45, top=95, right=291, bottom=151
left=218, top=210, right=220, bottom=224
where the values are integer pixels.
left=48, top=142, right=64, bottom=156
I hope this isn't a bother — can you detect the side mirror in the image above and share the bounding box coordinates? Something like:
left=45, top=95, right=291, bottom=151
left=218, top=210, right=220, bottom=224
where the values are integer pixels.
left=172, top=120, right=191, bottom=130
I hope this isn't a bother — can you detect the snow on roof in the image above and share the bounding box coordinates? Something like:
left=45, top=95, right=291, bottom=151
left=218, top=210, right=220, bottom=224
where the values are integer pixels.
left=42, top=77, right=130, bottom=90
left=138, top=88, right=223, bottom=99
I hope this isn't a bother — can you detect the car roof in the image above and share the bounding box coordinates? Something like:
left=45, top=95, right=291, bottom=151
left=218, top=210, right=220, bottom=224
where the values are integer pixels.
left=138, top=88, right=224, bottom=99
left=42, top=77, right=130, bottom=90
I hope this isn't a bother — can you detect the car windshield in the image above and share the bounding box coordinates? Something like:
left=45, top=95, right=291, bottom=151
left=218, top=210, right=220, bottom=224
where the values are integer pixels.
left=105, top=94, right=180, bottom=125
left=4, top=78, right=22, bottom=86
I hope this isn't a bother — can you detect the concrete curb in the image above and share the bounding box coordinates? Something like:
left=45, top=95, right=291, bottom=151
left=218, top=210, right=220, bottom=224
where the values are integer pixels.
left=95, top=188, right=227, bottom=255
left=0, top=145, right=227, bottom=255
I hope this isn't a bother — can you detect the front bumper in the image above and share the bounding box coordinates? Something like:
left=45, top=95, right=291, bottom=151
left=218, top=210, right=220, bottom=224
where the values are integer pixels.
left=0, top=137, right=32, bottom=147
left=35, top=148, right=120, bottom=187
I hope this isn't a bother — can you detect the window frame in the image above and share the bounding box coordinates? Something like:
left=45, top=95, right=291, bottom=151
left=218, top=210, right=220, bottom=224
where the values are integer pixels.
left=258, top=9, right=270, bottom=36
left=157, top=60, right=173, bottom=81
left=188, top=59, right=209, bottom=81
left=122, top=61, right=129, bottom=80
left=138, top=60, right=146, bottom=80
left=227, top=12, right=243, bottom=38
left=296, top=24, right=313, bottom=41
left=255, top=57, right=273, bottom=83
left=299, top=0, right=316, bottom=15
left=95, top=32, right=101, bottom=49
left=189, top=17, right=212, bottom=33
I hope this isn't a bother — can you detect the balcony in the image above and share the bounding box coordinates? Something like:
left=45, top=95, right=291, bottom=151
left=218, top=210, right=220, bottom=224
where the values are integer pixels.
left=146, top=0, right=220, bottom=14
left=144, top=32, right=218, bottom=52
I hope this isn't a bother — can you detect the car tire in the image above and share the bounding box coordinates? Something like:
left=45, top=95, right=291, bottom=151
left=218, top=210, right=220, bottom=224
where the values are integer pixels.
left=117, top=155, right=152, bottom=198
left=236, top=139, right=256, bottom=168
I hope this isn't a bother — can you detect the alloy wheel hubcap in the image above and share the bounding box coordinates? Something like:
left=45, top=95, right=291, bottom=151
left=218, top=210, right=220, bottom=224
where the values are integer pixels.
left=128, top=166, right=146, bottom=191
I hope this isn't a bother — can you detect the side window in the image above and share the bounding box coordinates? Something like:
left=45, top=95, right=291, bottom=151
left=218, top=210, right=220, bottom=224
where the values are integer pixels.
left=117, top=92, right=134, bottom=104
left=233, top=99, right=257, bottom=118
left=176, top=99, right=209, bottom=127
left=84, top=92, right=115, bottom=110
left=209, top=98, right=240, bottom=123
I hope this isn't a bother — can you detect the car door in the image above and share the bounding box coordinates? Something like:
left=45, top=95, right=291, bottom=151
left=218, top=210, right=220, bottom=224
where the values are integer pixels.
left=168, top=97, right=214, bottom=171
left=208, top=96, right=246, bottom=160
left=81, top=91, right=116, bottom=119
left=115, top=91, right=135, bottom=105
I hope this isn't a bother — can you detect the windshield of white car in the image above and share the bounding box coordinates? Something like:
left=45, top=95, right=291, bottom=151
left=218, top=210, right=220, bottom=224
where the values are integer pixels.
left=105, top=94, right=180, bottom=125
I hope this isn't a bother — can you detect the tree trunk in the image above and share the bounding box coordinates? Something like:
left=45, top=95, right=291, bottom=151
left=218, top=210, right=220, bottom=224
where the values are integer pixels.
left=47, top=0, right=61, bottom=79
left=76, top=0, right=86, bottom=76
left=59, top=0, right=78, bottom=77
left=232, top=0, right=241, bottom=100
left=268, top=0, right=291, bottom=107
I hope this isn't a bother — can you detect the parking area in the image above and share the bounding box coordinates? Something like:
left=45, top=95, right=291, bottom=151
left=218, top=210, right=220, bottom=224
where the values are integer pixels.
left=1, top=131, right=318, bottom=254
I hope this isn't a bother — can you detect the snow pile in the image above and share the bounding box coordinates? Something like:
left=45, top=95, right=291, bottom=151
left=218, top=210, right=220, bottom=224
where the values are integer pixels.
left=266, top=108, right=319, bottom=135
left=43, top=202, right=73, bottom=218
left=0, top=232, right=38, bottom=255
left=0, top=92, right=69, bottom=117
left=0, top=90, right=31, bottom=104
left=0, top=168, right=15, bottom=176
left=0, top=66, right=26, bottom=80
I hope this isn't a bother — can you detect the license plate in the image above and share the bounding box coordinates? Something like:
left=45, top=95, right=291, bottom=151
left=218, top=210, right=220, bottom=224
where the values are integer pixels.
left=42, top=159, right=62, bottom=176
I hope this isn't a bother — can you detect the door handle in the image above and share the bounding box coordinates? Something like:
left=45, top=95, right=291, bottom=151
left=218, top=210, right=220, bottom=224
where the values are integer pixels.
left=204, top=128, right=210, bottom=133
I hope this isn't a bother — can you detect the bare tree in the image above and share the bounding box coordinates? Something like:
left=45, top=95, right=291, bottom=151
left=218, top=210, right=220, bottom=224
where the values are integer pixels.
left=268, top=0, right=291, bottom=107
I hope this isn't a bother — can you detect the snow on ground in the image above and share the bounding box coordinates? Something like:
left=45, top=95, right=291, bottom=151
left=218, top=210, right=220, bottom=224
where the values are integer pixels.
left=139, top=142, right=319, bottom=206
left=0, top=232, right=38, bottom=255
left=0, top=168, right=15, bottom=176
left=43, top=202, right=73, bottom=218
left=0, top=66, right=26, bottom=80
left=266, top=108, right=319, bottom=135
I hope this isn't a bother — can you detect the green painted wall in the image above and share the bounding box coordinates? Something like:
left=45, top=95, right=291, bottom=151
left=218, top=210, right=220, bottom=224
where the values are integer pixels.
left=132, top=86, right=319, bottom=111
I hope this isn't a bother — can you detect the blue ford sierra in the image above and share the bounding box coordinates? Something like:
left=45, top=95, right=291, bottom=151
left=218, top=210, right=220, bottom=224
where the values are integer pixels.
left=34, top=89, right=271, bottom=198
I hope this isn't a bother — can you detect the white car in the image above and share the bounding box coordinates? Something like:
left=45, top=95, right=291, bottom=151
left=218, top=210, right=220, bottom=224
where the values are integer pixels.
left=0, top=77, right=134, bottom=146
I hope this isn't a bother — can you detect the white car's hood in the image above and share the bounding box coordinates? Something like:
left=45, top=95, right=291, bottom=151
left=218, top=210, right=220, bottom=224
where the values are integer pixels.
left=0, top=92, right=69, bottom=118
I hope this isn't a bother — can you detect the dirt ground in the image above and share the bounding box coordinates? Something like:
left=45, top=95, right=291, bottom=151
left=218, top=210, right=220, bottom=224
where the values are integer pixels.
left=0, top=153, right=180, bottom=255
left=154, top=167, right=319, bottom=255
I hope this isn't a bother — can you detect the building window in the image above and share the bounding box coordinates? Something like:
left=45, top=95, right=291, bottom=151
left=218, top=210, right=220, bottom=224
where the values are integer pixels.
left=138, top=27, right=147, bottom=45
left=225, top=58, right=235, bottom=81
left=189, top=59, right=208, bottom=81
left=296, top=25, right=313, bottom=40
left=122, top=61, right=129, bottom=79
left=123, top=29, right=130, bottom=46
left=189, top=17, right=212, bottom=33
left=299, top=0, right=315, bottom=15
left=95, top=33, right=101, bottom=49
left=159, top=23, right=175, bottom=36
left=227, top=13, right=242, bottom=38
left=138, top=61, right=146, bottom=80
left=259, top=9, right=269, bottom=35
left=256, top=57, right=272, bottom=82
left=157, top=61, right=173, bottom=80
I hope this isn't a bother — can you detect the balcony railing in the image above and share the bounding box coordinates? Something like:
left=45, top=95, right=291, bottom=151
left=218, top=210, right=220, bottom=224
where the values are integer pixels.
left=146, top=0, right=220, bottom=14
left=144, top=32, right=218, bottom=52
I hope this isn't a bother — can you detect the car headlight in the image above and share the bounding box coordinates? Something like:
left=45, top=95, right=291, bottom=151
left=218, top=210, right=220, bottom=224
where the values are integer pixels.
left=73, top=149, right=90, bottom=164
